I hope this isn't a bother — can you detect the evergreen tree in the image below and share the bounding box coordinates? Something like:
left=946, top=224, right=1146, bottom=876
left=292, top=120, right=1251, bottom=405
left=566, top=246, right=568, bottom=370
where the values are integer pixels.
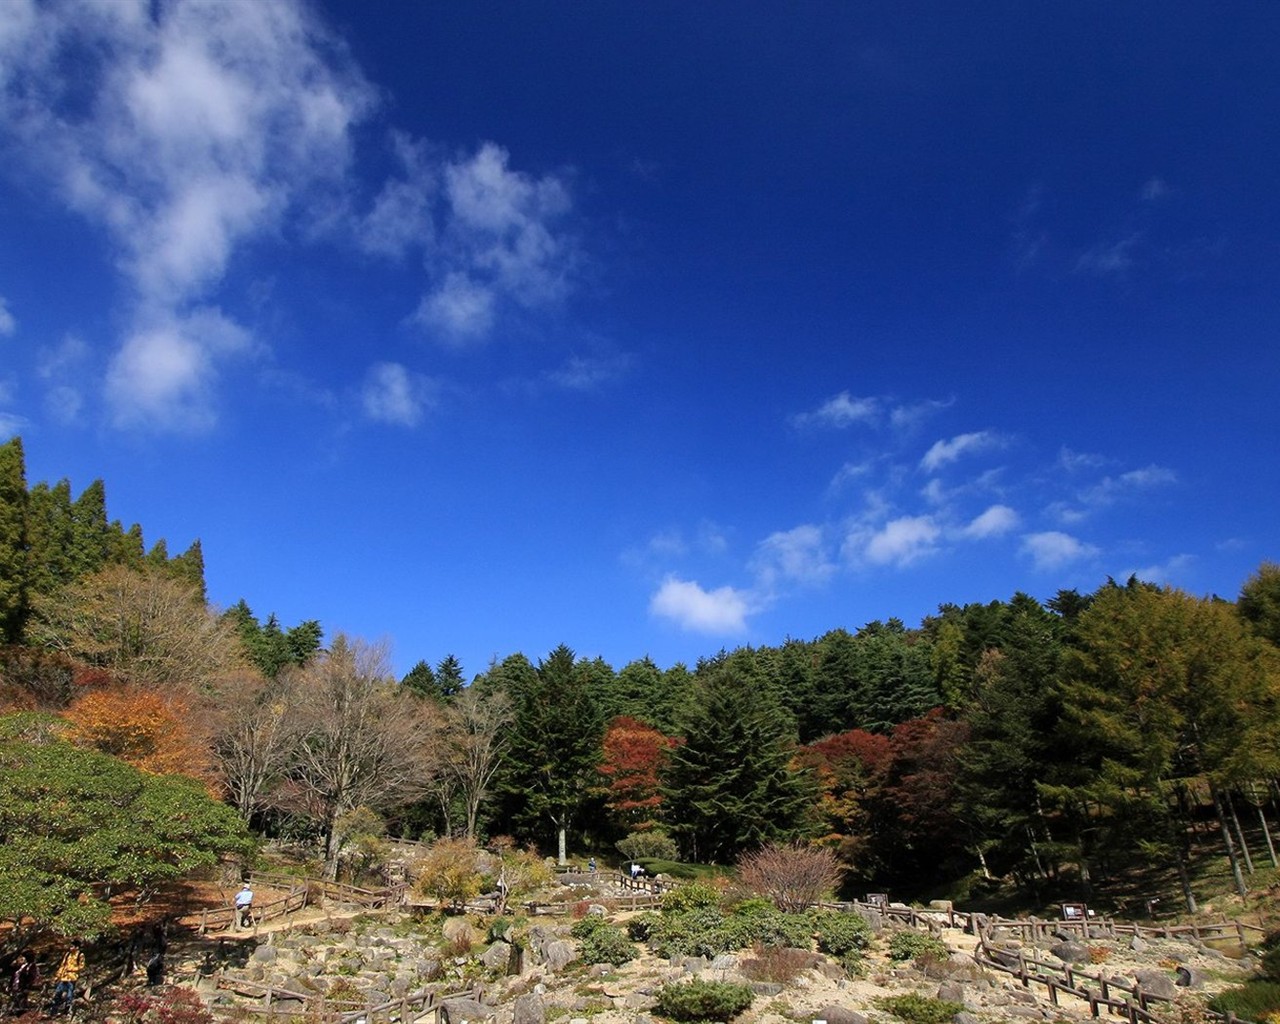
left=661, top=667, right=816, bottom=863
left=24, top=480, right=74, bottom=597
left=107, top=521, right=145, bottom=569
left=499, top=645, right=604, bottom=863
left=0, top=437, right=28, bottom=643
left=286, top=619, right=323, bottom=665
left=402, top=659, right=439, bottom=699
left=170, top=539, right=206, bottom=600
left=68, top=480, right=109, bottom=578
left=435, top=654, right=466, bottom=698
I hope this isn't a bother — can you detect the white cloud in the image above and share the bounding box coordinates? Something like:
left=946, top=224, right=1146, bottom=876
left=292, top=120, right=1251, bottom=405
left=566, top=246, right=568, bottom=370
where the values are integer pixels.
left=888, top=397, right=952, bottom=431
left=0, top=296, right=15, bottom=336
left=962, top=504, right=1019, bottom=539
left=414, top=272, right=496, bottom=341
left=1076, top=234, right=1140, bottom=276
left=791, top=392, right=880, bottom=430
left=543, top=352, right=633, bottom=391
left=829, top=459, right=874, bottom=492
left=0, top=411, right=25, bottom=439
left=1021, top=530, right=1099, bottom=571
left=1057, top=446, right=1108, bottom=473
left=649, top=576, right=751, bottom=634
left=862, top=515, right=940, bottom=567
left=920, top=430, right=1002, bottom=472
left=1141, top=178, right=1171, bottom=201
left=356, top=132, right=437, bottom=259
left=105, top=307, right=251, bottom=431
left=362, top=361, right=435, bottom=427
left=753, top=524, right=835, bottom=587
left=1079, top=464, right=1177, bottom=508
left=44, top=385, right=83, bottom=425
left=1123, top=553, right=1194, bottom=585
left=0, top=0, right=374, bottom=431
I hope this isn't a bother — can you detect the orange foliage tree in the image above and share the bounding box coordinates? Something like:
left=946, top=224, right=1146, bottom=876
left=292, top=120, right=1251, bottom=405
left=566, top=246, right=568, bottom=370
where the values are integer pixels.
left=798, top=728, right=892, bottom=858
left=598, top=715, right=676, bottom=832
left=61, top=683, right=215, bottom=784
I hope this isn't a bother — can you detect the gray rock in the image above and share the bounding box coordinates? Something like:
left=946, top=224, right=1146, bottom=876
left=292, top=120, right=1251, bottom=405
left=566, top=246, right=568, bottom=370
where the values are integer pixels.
left=440, top=997, right=495, bottom=1024
left=1005, top=1007, right=1046, bottom=1019
left=481, top=941, right=511, bottom=970
left=678, top=956, right=708, bottom=973
left=541, top=940, right=576, bottom=973
left=512, top=993, right=545, bottom=1024
left=750, top=982, right=782, bottom=996
left=1129, top=936, right=1149, bottom=954
left=622, top=992, right=656, bottom=1010
left=1176, top=965, right=1204, bottom=988
left=1133, top=969, right=1178, bottom=1000
left=252, top=946, right=278, bottom=963
left=954, top=1014, right=980, bottom=1024
left=936, top=983, right=965, bottom=1003
left=1048, top=941, right=1088, bottom=964
left=710, top=954, right=738, bottom=971
left=814, top=1005, right=868, bottom=1024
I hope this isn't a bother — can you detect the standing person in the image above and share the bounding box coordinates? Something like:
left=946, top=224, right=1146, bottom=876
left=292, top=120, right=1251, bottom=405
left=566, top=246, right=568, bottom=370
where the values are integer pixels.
left=9, top=952, right=37, bottom=1013
left=49, top=942, right=85, bottom=1015
left=234, top=883, right=254, bottom=928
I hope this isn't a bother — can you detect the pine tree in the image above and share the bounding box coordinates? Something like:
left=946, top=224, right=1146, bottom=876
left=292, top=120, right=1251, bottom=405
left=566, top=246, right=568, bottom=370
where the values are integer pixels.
left=25, top=480, right=75, bottom=596
left=170, top=539, right=206, bottom=600
left=500, top=644, right=604, bottom=863
left=0, top=436, right=29, bottom=643
left=69, top=480, right=109, bottom=577
left=435, top=654, right=466, bottom=698
left=402, top=659, right=439, bottom=699
left=662, top=667, right=816, bottom=863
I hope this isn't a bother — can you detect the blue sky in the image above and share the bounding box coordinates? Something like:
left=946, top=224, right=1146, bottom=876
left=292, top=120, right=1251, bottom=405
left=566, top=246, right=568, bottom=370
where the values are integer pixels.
left=1, top=1, right=1277, bottom=680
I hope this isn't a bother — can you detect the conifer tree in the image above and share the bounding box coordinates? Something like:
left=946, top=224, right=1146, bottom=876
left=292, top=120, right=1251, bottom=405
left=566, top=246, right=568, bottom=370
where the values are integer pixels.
left=0, top=437, right=29, bottom=643
left=662, top=667, right=816, bottom=863
left=69, top=479, right=109, bottom=577
left=24, top=480, right=75, bottom=597
left=500, top=644, right=604, bottom=863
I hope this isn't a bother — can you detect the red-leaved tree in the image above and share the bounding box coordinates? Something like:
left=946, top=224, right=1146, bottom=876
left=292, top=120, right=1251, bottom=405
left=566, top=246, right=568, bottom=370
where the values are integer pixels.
left=598, top=715, right=676, bottom=833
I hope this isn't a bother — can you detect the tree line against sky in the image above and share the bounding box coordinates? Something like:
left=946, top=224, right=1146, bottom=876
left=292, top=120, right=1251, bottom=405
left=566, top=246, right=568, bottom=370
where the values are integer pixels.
left=4, top=433, right=1280, bottom=934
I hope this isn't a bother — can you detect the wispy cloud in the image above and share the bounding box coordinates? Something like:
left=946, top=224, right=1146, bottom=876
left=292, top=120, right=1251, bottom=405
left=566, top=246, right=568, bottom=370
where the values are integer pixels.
left=791, top=391, right=880, bottom=430
left=1140, top=177, right=1171, bottom=202
left=920, top=430, right=1003, bottom=472
left=0, top=297, right=15, bottom=336
left=649, top=575, right=752, bottom=634
left=0, top=0, right=374, bottom=431
left=543, top=352, right=633, bottom=392
left=855, top=515, right=941, bottom=567
left=753, top=524, right=836, bottom=587
left=1075, top=234, right=1141, bottom=276
left=1021, top=530, right=1099, bottom=571
left=361, top=361, right=437, bottom=427
left=962, top=504, right=1020, bottom=539
left=1122, top=553, right=1194, bottom=585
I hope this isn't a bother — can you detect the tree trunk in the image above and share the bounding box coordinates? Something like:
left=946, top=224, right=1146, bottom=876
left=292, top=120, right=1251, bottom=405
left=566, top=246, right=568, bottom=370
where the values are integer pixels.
left=1228, top=790, right=1255, bottom=874
left=1255, top=785, right=1279, bottom=868
left=557, top=825, right=567, bottom=867
left=1212, top=785, right=1248, bottom=897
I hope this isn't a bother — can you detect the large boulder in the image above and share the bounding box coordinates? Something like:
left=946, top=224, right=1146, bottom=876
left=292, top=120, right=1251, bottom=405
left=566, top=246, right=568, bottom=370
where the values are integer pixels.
left=513, top=993, right=545, bottom=1024
left=1049, top=941, right=1088, bottom=964
left=814, top=1005, right=868, bottom=1024
left=440, top=998, right=495, bottom=1024
left=1133, top=969, right=1178, bottom=1000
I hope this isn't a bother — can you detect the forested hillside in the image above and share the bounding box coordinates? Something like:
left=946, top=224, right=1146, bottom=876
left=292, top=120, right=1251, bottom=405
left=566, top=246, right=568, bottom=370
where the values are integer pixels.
left=4, top=432, right=1280, bottom=938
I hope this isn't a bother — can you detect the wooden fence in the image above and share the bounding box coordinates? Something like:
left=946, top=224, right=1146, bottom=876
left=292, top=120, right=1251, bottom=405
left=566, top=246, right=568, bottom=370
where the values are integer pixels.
left=214, top=976, right=483, bottom=1024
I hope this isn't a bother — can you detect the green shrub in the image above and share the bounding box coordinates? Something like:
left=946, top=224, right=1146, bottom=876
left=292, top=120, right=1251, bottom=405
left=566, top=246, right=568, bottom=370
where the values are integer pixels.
left=628, top=911, right=658, bottom=941
left=873, top=993, right=965, bottom=1024
left=811, top=910, right=872, bottom=957
left=661, top=881, right=722, bottom=914
left=1209, top=981, right=1280, bottom=1020
left=887, top=930, right=949, bottom=963
left=654, top=979, right=755, bottom=1022
left=647, top=906, right=732, bottom=959
left=722, top=900, right=812, bottom=949
left=576, top=922, right=637, bottom=966
left=570, top=914, right=609, bottom=938
left=617, top=829, right=680, bottom=861
left=812, top=909, right=872, bottom=973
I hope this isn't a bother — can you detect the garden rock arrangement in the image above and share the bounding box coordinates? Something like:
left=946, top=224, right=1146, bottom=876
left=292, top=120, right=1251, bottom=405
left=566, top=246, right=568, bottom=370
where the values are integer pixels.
left=199, top=905, right=1256, bottom=1024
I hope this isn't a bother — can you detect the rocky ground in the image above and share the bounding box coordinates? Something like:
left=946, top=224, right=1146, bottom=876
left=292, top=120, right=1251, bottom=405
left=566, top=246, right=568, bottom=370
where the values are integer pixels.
left=180, top=889, right=1257, bottom=1024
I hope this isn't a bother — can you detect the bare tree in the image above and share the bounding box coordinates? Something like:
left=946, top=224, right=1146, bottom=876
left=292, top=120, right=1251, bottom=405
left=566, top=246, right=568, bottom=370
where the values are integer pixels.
left=445, top=684, right=513, bottom=838
left=736, top=842, right=843, bottom=913
left=210, top=670, right=295, bottom=822
left=26, top=563, right=246, bottom=691
left=286, top=634, right=443, bottom=874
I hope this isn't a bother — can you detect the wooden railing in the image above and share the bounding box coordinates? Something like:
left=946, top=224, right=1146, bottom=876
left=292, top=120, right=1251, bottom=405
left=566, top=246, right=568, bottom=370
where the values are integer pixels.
left=214, top=976, right=482, bottom=1024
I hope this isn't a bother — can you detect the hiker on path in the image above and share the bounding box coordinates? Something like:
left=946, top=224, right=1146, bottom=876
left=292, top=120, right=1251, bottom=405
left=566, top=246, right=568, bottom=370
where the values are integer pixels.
left=9, top=952, right=36, bottom=1013
left=235, top=882, right=254, bottom=928
left=49, top=943, right=84, bottom=1015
